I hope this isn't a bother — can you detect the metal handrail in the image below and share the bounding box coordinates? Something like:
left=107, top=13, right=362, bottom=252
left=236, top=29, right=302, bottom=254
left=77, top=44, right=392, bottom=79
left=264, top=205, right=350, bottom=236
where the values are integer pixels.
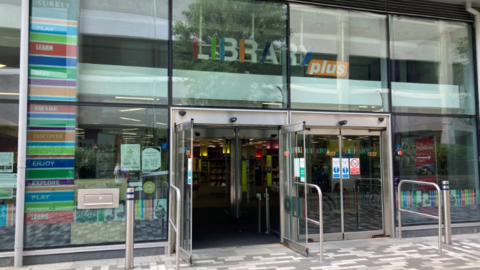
left=397, top=180, right=443, bottom=252
left=169, top=184, right=181, bottom=270
left=265, top=185, right=280, bottom=235
left=293, top=182, right=323, bottom=262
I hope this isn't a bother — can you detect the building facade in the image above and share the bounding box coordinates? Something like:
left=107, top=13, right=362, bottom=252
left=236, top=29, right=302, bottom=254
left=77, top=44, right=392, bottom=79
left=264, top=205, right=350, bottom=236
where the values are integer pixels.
left=0, top=0, right=480, bottom=266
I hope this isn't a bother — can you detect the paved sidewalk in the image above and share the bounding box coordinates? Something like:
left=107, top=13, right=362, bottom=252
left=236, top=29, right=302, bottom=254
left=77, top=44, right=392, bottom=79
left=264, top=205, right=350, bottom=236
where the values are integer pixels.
left=4, top=233, right=480, bottom=270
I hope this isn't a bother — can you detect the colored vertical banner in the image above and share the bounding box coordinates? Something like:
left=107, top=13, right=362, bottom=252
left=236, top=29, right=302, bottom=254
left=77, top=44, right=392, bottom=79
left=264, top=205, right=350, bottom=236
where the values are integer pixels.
left=415, top=139, right=436, bottom=191
left=25, top=103, right=76, bottom=214
left=29, top=0, right=78, bottom=102
left=267, top=155, right=272, bottom=186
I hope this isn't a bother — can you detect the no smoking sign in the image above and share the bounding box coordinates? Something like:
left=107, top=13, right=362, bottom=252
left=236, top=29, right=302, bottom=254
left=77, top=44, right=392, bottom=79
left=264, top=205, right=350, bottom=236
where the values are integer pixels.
left=350, top=158, right=360, bottom=175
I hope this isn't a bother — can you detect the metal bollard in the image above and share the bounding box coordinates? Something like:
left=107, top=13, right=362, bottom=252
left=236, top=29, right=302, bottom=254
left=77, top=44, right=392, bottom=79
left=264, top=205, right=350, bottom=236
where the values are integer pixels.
left=265, top=188, right=270, bottom=234
left=125, top=187, right=135, bottom=269
left=442, top=181, right=452, bottom=244
left=257, top=193, right=262, bottom=233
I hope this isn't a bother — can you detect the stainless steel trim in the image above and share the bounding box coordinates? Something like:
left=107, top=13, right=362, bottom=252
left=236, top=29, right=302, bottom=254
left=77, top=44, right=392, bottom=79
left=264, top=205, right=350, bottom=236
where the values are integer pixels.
left=343, top=230, right=385, bottom=240
left=398, top=180, right=443, bottom=252
left=169, top=107, right=175, bottom=255
left=14, top=0, right=31, bottom=266
left=291, top=110, right=390, bottom=117
left=279, top=128, right=285, bottom=241
left=125, top=187, right=135, bottom=269
left=387, top=119, right=395, bottom=239
left=169, top=184, right=181, bottom=270
left=283, top=238, right=308, bottom=256
left=281, top=122, right=305, bottom=134
left=179, top=247, right=192, bottom=266
left=339, top=128, right=345, bottom=237
left=176, top=119, right=193, bottom=132
left=292, top=182, right=323, bottom=262
left=442, top=181, right=452, bottom=244
left=21, top=242, right=168, bottom=257
left=397, top=221, right=480, bottom=231
left=0, top=252, right=14, bottom=259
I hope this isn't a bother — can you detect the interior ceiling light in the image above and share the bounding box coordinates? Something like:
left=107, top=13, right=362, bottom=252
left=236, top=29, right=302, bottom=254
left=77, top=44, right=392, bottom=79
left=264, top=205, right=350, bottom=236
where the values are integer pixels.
left=262, top=102, right=282, bottom=105
left=122, top=128, right=139, bottom=131
left=156, top=122, right=167, bottom=125
left=120, top=117, right=141, bottom=122
left=119, top=108, right=145, bottom=112
left=0, top=64, right=6, bottom=68
left=0, top=93, right=19, bottom=95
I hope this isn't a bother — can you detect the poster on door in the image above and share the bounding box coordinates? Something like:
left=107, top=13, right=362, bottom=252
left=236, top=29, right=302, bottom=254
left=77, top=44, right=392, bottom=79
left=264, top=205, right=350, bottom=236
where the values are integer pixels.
left=0, top=153, right=14, bottom=173
left=332, top=158, right=340, bottom=179
left=350, top=158, right=360, bottom=175
left=415, top=138, right=436, bottom=191
left=121, top=144, right=141, bottom=171
left=341, top=159, right=349, bottom=179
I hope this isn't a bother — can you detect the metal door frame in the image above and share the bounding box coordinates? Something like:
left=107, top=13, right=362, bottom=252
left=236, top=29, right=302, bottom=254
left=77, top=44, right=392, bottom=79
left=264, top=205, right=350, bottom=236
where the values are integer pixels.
left=280, top=121, right=310, bottom=255
left=303, top=128, right=385, bottom=241
left=172, top=119, right=194, bottom=265
left=290, top=112, right=394, bottom=241
left=169, top=108, right=289, bottom=260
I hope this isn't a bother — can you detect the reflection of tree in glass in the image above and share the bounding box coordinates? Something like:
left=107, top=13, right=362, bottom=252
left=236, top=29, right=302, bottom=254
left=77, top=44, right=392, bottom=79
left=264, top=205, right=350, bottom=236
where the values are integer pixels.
left=173, top=0, right=287, bottom=107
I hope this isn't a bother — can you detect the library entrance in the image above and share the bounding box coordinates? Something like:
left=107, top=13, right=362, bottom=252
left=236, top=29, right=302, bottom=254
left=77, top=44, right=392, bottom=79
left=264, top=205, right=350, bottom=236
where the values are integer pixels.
left=170, top=109, right=394, bottom=265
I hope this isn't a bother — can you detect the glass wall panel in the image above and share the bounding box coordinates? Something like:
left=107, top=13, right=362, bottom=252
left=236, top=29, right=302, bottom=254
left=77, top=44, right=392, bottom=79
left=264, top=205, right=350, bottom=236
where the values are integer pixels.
left=0, top=103, right=18, bottom=251
left=172, top=0, right=287, bottom=108
left=290, top=5, right=389, bottom=112
left=393, top=115, right=480, bottom=225
left=24, top=105, right=169, bottom=248
left=29, top=0, right=168, bottom=105
left=0, top=0, right=21, bottom=100
left=390, top=16, right=475, bottom=115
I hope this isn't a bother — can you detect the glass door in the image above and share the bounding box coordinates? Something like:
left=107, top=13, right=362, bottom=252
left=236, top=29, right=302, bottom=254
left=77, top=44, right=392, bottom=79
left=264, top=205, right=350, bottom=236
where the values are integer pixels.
left=304, top=129, right=384, bottom=241
left=281, top=122, right=310, bottom=256
left=340, top=132, right=384, bottom=239
left=175, top=119, right=194, bottom=265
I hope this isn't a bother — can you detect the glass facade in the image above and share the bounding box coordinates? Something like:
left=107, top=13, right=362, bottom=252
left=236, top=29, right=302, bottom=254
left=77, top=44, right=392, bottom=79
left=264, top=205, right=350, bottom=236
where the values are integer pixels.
left=24, top=104, right=168, bottom=248
left=390, top=16, right=476, bottom=115
left=0, top=0, right=21, bottom=251
left=172, top=0, right=288, bottom=108
left=393, top=115, right=479, bottom=225
left=0, top=0, right=20, bottom=100
left=0, top=0, right=478, bottom=254
left=23, top=0, right=170, bottom=249
left=290, top=5, right=389, bottom=112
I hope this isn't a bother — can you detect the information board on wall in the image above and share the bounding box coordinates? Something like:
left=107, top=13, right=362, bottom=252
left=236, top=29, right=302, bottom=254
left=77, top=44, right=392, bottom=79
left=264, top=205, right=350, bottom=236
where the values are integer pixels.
left=121, top=144, right=141, bottom=171
left=142, top=148, right=161, bottom=171
left=0, top=153, right=14, bottom=173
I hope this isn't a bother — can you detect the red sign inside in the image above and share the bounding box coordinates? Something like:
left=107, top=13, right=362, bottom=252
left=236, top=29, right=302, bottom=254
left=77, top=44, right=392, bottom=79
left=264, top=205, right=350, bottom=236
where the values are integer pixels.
left=415, top=138, right=436, bottom=191
left=350, top=158, right=360, bottom=175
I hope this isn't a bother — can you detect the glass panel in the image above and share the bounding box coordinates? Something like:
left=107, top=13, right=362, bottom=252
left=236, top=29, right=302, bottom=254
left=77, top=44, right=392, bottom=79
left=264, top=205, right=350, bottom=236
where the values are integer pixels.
left=393, top=116, right=479, bottom=225
left=306, top=134, right=341, bottom=235
left=290, top=5, right=388, bottom=112
left=390, top=16, right=475, bottom=115
left=282, top=129, right=307, bottom=247
left=29, top=0, right=168, bottom=105
left=24, top=104, right=169, bottom=248
left=341, top=135, right=383, bottom=232
left=178, top=125, right=193, bottom=256
left=172, top=0, right=287, bottom=108
left=0, top=0, right=21, bottom=100
left=0, top=103, right=18, bottom=251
